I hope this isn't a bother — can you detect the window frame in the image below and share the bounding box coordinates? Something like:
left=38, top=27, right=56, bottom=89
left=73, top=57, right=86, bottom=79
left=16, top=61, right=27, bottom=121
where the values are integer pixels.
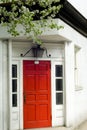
left=54, top=63, right=64, bottom=106
left=12, top=62, right=19, bottom=108
left=74, top=45, right=82, bottom=91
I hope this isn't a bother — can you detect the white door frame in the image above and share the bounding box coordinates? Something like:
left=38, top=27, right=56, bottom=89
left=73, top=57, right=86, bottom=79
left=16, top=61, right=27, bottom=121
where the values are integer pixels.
left=10, top=58, right=65, bottom=129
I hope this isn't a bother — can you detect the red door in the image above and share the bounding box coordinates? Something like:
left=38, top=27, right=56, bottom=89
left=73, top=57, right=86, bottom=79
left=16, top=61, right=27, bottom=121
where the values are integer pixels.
left=23, top=60, right=51, bottom=129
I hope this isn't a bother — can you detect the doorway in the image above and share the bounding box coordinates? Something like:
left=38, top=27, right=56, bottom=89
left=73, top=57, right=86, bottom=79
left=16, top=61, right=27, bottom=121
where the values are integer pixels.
left=23, top=60, right=51, bottom=128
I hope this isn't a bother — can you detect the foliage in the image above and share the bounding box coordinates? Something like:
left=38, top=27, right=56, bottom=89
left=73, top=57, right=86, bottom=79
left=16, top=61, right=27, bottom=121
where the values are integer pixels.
left=0, top=0, right=63, bottom=44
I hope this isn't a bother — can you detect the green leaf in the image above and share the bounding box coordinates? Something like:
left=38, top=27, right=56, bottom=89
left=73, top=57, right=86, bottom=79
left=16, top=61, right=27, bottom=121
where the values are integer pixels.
left=0, top=0, right=63, bottom=44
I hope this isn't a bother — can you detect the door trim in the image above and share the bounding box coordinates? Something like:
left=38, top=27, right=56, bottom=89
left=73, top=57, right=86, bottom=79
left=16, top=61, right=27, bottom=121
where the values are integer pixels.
left=11, top=59, right=65, bottom=130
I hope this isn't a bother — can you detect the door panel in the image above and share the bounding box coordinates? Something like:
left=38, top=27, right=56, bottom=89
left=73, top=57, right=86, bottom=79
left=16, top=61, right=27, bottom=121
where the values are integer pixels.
left=23, top=60, right=51, bottom=129
left=39, top=74, right=48, bottom=90
left=39, top=104, right=48, bottom=120
left=24, top=75, right=36, bottom=91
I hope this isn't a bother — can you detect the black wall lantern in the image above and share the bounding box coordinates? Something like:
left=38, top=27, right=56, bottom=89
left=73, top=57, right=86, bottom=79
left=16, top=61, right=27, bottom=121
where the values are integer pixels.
left=32, top=44, right=44, bottom=57
left=21, top=44, right=50, bottom=57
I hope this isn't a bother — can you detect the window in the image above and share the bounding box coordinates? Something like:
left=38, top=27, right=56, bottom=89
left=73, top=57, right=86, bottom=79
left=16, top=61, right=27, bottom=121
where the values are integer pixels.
left=55, top=65, right=63, bottom=105
left=12, top=65, right=18, bottom=107
left=74, top=45, right=82, bottom=90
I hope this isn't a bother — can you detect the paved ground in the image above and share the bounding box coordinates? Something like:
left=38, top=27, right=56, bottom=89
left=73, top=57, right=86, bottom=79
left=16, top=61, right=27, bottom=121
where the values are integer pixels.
left=26, top=120, right=87, bottom=130
left=74, top=120, right=87, bottom=130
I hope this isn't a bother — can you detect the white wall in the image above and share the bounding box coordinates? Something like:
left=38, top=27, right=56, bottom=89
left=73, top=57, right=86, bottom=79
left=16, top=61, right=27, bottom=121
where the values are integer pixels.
left=59, top=19, right=87, bottom=127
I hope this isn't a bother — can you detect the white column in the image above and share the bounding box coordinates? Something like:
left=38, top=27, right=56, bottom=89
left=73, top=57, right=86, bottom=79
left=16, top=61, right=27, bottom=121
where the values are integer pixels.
left=2, top=40, right=8, bottom=130
left=8, top=40, right=12, bottom=130
left=64, top=41, right=74, bottom=127
left=0, top=40, right=3, bottom=130
left=64, top=42, right=71, bottom=127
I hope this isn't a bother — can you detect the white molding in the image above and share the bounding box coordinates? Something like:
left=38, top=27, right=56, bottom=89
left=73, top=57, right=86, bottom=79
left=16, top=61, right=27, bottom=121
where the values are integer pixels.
left=12, top=57, right=64, bottom=62
left=19, top=60, right=23, bottom=130
left=51, top=60, right=55, bottom=126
